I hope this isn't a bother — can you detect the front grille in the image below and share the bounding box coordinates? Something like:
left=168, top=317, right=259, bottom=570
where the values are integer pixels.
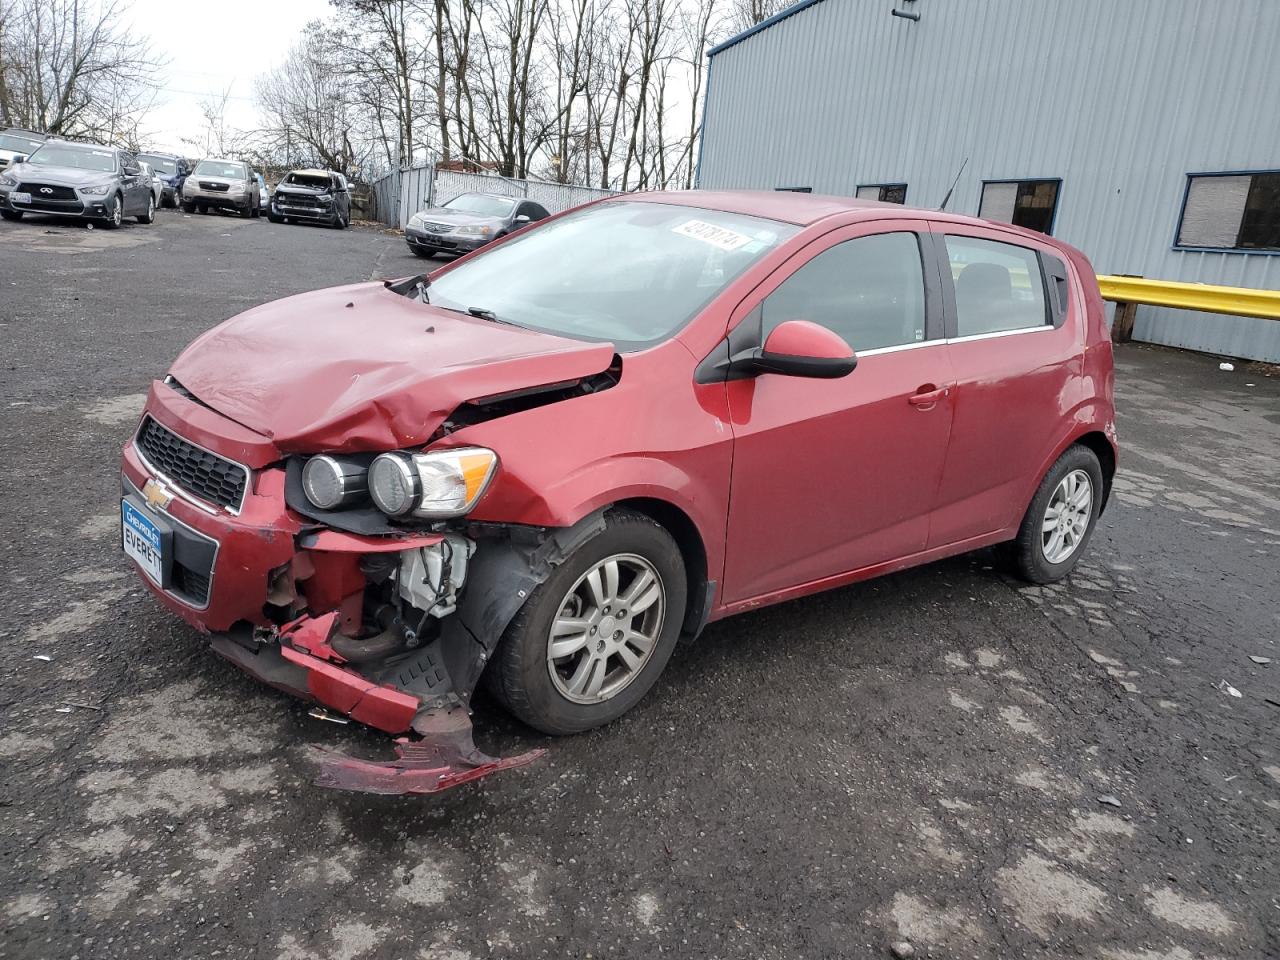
left=419, top=220, right=452, bottom=234
left=277, top=192, right=325, bottom=208
left=199, top=181, right=230, bottom=191
left=15, top=197, right=84, bottom=213
left=18, top=182, right=77, bottom=201
left=136, top=417, right=247, bottom=511
left=171, top=564, right=211, bottom=605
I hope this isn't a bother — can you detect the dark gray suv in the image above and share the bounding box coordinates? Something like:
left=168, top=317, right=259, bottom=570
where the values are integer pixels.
left=0, top=140, right=156, bottom=227
left=405, top=192, right=550, bottom=258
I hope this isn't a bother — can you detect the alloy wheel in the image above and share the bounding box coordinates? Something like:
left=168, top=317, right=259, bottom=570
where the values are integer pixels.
left=1041, top=468, right=1093, bottom=564
left=546, top=553, right=665, bottom=704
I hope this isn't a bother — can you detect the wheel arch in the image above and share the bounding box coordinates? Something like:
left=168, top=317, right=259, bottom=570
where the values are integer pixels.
left=1072, top=430, right=1117, bottom=512
left=610, top=496, right=713, bottom=638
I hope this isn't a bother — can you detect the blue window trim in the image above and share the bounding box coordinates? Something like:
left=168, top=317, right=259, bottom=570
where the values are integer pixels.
left=707, top=0, right=830, bottom=58
left=1172, top=169, right=1280, bottom=256
left=978, top=177, right=1063, bottom=236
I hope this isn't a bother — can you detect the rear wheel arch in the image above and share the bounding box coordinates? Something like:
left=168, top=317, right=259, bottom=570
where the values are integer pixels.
left=1073, top=430, right=1116, bottom=511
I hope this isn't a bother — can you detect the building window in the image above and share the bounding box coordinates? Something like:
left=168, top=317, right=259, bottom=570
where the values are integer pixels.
left=1176, top=172, right=1280, bottom=252
left=978, top=179, right=1060, bottom=234
left=944, top=235, right=1049, bottom=337
left=856, top=184, right=907, bottom=204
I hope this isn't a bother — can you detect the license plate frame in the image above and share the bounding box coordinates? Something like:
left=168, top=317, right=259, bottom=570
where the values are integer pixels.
left=122, top=497, right=172, bottom=588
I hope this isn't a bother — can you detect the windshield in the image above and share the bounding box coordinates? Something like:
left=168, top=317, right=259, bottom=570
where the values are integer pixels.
left=284, top=173, right=330, bottom=189
left=0, top=133, right=43, bottom=153
left=194, top=160, right=246, bottom=179
left=427, top=201, right=799, bottom=349
left=137, top=154, right=178, bottom=175
left=26, top=144, right=116, bottom=173
left=443, top=193, right=515, bottom=217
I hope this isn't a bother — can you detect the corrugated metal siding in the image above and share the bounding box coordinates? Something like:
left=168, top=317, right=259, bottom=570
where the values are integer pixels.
left=699, top=0, right=1280, bottom=361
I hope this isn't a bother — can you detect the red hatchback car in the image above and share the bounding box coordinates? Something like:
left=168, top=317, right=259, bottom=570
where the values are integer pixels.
left=120, top=191, right=1116, bottom=793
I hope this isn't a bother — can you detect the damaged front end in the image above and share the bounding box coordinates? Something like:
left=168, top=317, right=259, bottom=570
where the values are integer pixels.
left=206, top=516, right=605, bottom=795
left=120, top=295, right=624, bottom=796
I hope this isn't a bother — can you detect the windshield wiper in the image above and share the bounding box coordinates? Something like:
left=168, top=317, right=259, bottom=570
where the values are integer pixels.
left=466, top=306, right=513, bottom=325
left=384, top=273, right=431, bottom=302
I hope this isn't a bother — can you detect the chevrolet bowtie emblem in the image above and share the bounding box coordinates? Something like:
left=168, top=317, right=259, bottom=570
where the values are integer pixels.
left=142, top=478, right=174, bottom=510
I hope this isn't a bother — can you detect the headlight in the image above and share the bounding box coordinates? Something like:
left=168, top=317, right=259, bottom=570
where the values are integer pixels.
left=0, top=174, right=17, bottom=187
left=302, top=455, right=368, bottom=510
left=453, top=224, right=494, bottom=237
left=369, top=447, right=498, bottom=519
left=79, top=183, right=113, bottom=196
left=227, top=180, right=247, bottom=191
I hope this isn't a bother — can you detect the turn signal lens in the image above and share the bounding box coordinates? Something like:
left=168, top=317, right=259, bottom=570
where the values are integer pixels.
left=368, top=447, right=498, bottom=519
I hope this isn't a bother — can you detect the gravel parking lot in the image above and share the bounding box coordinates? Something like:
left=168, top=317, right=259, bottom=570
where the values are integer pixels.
left=2, top=209, right=1278, bottom=960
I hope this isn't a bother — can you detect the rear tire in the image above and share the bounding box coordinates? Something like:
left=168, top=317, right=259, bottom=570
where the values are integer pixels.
left=487, top=510, right=687, bottom=736
left=137, top=195, right=155, bottom=224
left=0, top=210, right=22, bottom=222
left=1007, top=445, right=1104, bottom=584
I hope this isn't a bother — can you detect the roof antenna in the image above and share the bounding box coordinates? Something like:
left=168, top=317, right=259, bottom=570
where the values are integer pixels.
left=938, top=156, right=968, bottom=212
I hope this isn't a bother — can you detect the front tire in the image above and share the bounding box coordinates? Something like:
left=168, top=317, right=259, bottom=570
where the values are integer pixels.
left=1, top=210, right=22, bottom=222
left=1008, top=445, right=1104, bottom=584
left=103, top=193, right=124, bottom=229
left=487, top=510, right=687, bottom=735
left=409, top=246, right=434, bottom=259
left=180, top=200, right=195, bottom=213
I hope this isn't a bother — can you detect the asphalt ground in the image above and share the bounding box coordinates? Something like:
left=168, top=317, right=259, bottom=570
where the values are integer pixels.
left=1, top=208, right=1277, bottom=960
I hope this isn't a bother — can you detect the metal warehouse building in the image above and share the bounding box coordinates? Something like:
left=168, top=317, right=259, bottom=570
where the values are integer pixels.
left=696, top=0, right=1280, bottom=362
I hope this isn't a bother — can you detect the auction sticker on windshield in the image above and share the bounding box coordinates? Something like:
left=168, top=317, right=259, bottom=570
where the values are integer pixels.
left=672, top=219, right=754, bottom=251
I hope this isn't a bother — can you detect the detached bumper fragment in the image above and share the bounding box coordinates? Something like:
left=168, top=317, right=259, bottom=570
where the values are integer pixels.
left=211, top=613, right=545, bottom=797
left=309, top=704, right=545, bottom=796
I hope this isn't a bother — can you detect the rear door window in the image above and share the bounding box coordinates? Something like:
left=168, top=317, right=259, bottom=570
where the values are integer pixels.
left=762, top=231, right=927, bottom=352
left=944, top=236, right=1049, bottom=337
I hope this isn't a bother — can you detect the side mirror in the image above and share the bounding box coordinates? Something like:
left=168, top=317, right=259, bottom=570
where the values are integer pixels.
left=750, top=320, right=857, bottom=379
left=12, top=154, right=26, bottom=165
left=514, top=213, right=531, bottom=223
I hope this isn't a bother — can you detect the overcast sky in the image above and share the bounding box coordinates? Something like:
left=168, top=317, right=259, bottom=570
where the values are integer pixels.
left=127, top=0, right=335, bottom=154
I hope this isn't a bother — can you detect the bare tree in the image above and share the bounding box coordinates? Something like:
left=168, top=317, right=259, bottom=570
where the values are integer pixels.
left=256, top=24, right=371, bottom=174
left=0, top=0, right=162, bottom=139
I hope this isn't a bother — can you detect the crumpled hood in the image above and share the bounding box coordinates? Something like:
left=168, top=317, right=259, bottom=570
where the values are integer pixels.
left=168, top=282, right=616, bottom=454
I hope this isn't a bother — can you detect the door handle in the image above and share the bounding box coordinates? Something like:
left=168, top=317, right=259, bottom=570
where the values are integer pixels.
left=908, top=385, right=950, bottom=407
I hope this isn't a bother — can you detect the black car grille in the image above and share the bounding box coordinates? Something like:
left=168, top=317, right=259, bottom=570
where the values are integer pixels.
left=278, top=192, right=325, bottom=208
left=18, top=182, right=77, bottom=201
left=198, top=181, right=230, bottom=191
left=136, top=417, right=248, bottom=511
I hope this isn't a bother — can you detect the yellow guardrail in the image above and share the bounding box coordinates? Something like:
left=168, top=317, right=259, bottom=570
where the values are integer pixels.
left=1097, top=275, right=1280, bottom=321
left=1097, top=274, right=1280, bottom=344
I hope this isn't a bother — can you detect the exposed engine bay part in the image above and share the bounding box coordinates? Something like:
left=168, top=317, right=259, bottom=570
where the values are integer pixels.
left=433, top=357, right=622, bottom=438
left=396, top=534, right=475, bottom=620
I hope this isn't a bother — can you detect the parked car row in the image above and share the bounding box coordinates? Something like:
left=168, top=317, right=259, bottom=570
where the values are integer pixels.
left=0, top=139, right=158, bottom=226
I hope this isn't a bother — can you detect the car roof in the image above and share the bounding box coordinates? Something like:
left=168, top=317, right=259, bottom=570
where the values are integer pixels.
left=290, top=168, right=336, bottom=176
left=3, top=128, right=47, bottom=140
left=200, top=157, right=246, bottom=165
left=617, top=189, right=1073, bottom=248
left=39, top=138, right=117, bottom=153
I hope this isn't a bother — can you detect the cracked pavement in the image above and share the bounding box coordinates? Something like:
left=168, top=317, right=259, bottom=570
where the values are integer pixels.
left=1, top=210, right=1278, bottom=959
